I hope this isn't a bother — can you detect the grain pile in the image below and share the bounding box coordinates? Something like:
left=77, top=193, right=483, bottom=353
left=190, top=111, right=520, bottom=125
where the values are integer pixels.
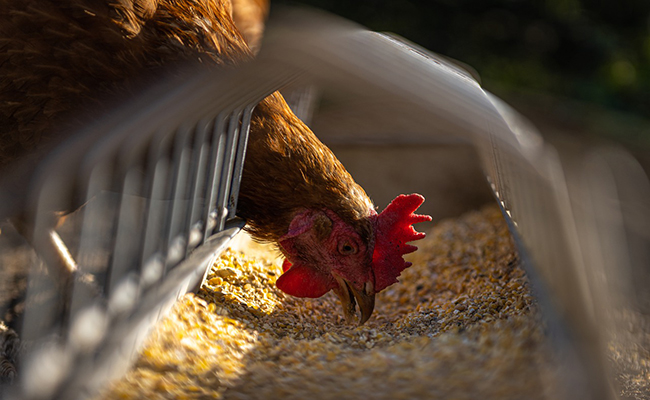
left=609, top=309, right=650, bottom=400
left=97, top=205, right=565, bottom=399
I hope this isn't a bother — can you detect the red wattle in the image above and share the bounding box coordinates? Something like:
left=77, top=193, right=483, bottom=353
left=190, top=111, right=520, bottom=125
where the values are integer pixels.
left=276, top=263, right=335, bottom=298
left=282, top=258, right=292, bottom=272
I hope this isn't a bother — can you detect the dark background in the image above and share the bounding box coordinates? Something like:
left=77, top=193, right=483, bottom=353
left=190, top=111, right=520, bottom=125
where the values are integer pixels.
left=275, top=0, right=650, bottom=148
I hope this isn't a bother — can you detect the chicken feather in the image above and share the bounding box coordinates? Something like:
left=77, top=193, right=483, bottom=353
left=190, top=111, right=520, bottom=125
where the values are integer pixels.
left=0, top=0, right=430, bottom=325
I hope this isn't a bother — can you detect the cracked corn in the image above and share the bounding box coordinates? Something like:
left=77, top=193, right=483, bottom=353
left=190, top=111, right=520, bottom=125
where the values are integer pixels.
left=97, top=205, right=564, bottom=399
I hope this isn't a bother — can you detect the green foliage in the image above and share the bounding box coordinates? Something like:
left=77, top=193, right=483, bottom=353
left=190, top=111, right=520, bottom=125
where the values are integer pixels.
left=278, top=0, right=650, bottom=123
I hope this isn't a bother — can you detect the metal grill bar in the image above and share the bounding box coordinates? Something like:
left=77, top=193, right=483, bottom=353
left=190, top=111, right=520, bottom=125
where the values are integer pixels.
left=2, top=85, right=261, bottom=400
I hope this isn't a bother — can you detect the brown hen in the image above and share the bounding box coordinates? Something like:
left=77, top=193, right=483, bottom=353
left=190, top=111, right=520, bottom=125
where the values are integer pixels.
left=0, top=0, right=430, bottom=325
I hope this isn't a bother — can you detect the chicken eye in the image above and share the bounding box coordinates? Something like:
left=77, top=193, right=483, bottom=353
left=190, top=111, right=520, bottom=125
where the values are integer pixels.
left=338, top=241, right=358, bottom=255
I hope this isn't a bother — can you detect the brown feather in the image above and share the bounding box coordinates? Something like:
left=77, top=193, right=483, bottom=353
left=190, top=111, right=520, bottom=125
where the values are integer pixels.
left=230, top=0, right=269, bottom=52
left=0, top=0, right=250, bottom=169
left=238, top=92, right=375, bottom=243
left=0, top=0, right=374, bottom=247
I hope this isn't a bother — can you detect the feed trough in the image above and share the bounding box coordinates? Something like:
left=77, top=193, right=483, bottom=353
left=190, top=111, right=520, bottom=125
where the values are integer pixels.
left=1, top=7, right=647, bottom=400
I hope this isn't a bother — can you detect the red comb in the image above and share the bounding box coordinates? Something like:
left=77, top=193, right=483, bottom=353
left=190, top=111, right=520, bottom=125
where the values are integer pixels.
left=370, top=194, right=432, bottom=291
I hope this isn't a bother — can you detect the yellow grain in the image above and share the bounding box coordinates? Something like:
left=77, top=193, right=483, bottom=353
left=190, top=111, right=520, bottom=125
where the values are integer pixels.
left=96, top=205, right=566, bottom=400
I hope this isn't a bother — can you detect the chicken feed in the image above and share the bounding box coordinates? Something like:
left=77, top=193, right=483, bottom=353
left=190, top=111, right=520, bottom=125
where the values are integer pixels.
left=95, top=205, right=581, bottom=399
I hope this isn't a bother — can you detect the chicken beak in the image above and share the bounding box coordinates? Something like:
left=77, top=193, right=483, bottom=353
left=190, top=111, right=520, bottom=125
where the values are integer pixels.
left=351, top=280, right=375, bottom=325
left=333, top=274, right=375, bottom=325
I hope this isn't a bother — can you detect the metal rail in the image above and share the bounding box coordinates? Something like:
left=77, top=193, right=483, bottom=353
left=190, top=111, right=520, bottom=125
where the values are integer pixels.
left=0, top=61, right=268, bottom=399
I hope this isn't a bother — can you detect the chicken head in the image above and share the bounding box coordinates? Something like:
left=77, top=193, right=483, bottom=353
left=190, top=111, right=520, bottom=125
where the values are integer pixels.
left=277, top=193, right=431, bottom=324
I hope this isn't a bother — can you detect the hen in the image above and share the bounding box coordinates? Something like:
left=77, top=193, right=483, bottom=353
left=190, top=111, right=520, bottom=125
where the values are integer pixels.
left=0, top=0, right=431, bottom=324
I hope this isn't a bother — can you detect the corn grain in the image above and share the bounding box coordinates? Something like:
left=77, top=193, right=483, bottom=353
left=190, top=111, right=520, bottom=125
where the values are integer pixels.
left=96, top=205, right=567, bottom=399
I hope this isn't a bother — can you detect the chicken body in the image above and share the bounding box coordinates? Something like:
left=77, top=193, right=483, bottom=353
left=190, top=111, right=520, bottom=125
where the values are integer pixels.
left=0, top=0, right=251, bottom=169
left=239, top=93, right=375, bottom=243
left=0, top=0, right=429, bottom=324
